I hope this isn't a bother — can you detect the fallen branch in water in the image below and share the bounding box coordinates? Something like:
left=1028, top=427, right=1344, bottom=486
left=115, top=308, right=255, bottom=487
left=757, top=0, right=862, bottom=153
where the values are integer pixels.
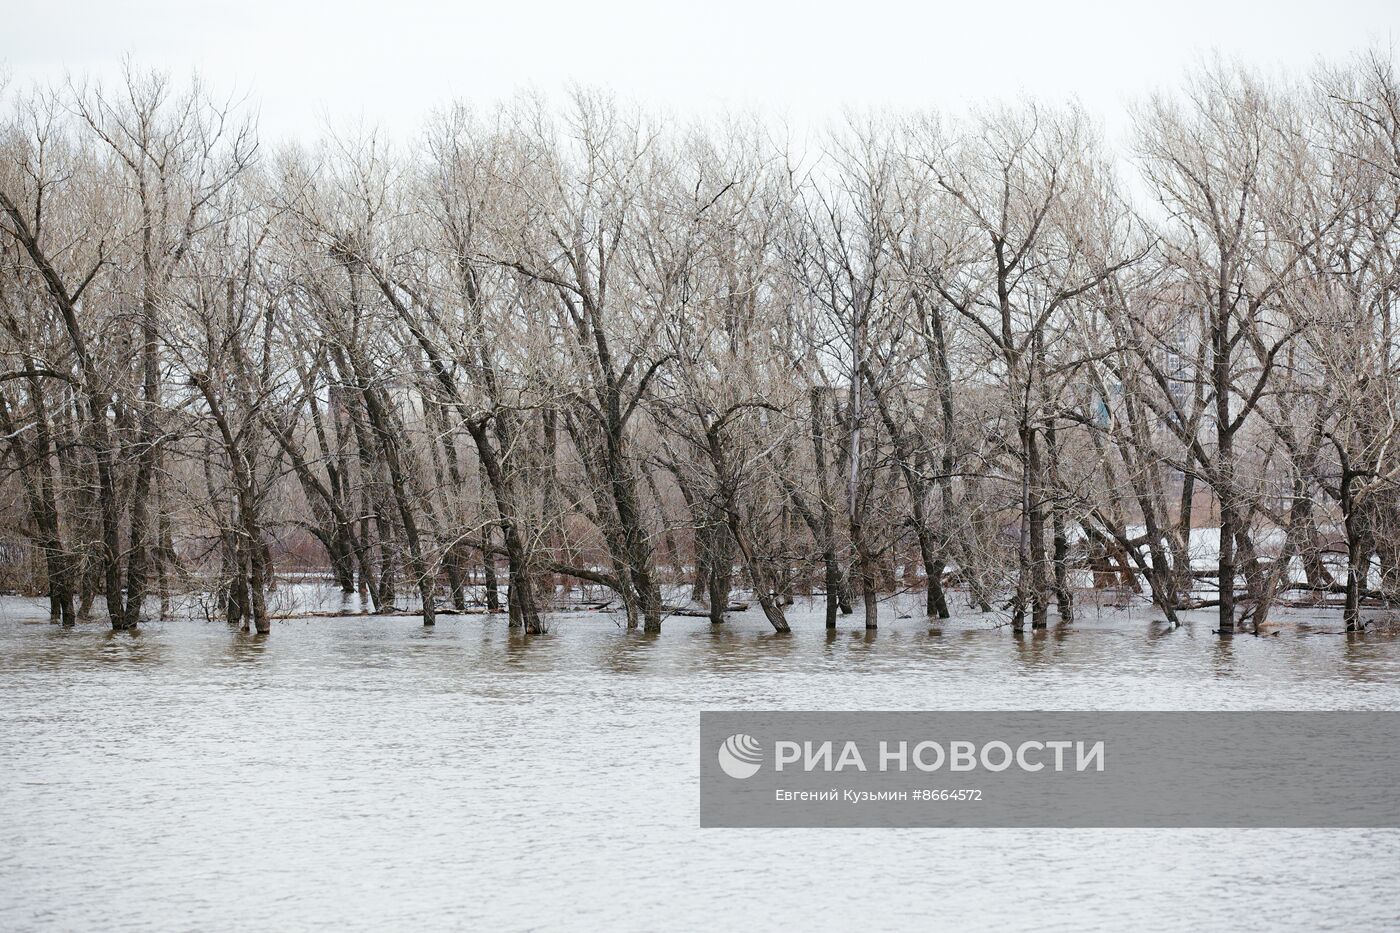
left=273, top=606, right=498, bottom=620
left=661, top=602, right=750, bottom=617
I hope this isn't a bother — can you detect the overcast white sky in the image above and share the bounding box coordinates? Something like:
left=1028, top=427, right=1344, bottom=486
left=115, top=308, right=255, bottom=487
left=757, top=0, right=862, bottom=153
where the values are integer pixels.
left=3, top=0, right=1398, bottom=150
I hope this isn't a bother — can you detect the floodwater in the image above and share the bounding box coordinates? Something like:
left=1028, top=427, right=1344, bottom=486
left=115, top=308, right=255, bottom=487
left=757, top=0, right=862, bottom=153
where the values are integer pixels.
left=2, top=590, right=1399, bottom=932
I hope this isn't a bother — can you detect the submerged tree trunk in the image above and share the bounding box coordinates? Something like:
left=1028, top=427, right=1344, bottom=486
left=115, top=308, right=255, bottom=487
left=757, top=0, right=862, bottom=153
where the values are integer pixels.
left=706, top=521, right=734, bottom=625
left=1341, top=464, right=1365, bottom=633
left=810, top=388, right=841, bottom=628
left=352, top=359, right=436, bottom=626
left=1026, top=423, right=1050, bottom=630
left=193, top=375, right=270, bottom=634
left=1045, top=424, right=1073, bottom=624
left=468, top=422, right=543, bottom=633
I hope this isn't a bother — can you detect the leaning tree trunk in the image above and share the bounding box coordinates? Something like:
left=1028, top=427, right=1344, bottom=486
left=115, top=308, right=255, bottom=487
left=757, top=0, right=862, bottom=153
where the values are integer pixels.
left=468, top=422, right=543, bottom=633
left=355, top=371, right=436, bottom=626
left=723, top=508, right=789, bottom=634
left=0, top=387, right=74, bottom=625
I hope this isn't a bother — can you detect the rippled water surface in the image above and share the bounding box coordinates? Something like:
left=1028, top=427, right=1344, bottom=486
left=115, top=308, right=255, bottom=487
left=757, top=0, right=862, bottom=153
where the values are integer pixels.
left=2, top=592, right=1399, bottom=932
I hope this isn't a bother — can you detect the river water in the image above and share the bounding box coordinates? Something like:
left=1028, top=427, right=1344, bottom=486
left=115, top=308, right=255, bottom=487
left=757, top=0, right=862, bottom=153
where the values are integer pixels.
left=2, top=592, right=1398, bottom=932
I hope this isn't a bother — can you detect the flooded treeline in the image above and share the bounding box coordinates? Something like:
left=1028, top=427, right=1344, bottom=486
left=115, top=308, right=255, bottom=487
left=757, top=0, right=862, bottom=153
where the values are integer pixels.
left=0, top=52, right=1398, bottom=636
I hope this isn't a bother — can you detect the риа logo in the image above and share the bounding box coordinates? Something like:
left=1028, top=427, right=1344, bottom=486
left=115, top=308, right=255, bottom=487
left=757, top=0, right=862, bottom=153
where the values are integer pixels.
left=717, top=734, right=763, bottom=779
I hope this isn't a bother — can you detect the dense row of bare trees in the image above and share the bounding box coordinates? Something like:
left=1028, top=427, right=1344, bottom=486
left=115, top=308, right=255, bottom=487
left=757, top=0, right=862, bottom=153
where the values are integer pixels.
left=2, top=54, right=1399, bottom=637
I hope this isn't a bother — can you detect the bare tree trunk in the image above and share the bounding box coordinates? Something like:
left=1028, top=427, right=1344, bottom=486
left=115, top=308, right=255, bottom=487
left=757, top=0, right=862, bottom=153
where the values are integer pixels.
left=810, top=388, right=842, bottom=628
left=1044, top=424, right=1074, bottom=623
left=1341, top=465, right=1364, bottom=632
left=351, top=359, right=436, bottom=626
left=467, top=422, right=543, bottom=633
left=706, top=517, right=734, bottom=625
left=1024, top=420, right=1050, bottom=630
